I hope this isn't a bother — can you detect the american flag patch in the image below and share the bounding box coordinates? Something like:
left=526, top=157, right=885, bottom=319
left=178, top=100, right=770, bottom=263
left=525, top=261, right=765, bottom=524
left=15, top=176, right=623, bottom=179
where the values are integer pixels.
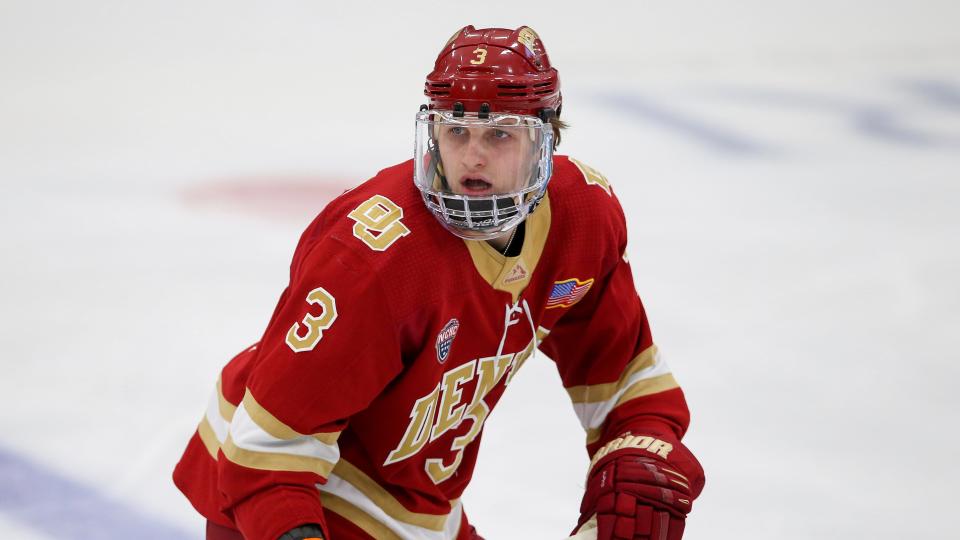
left=545, top=278, right=594, bottom=309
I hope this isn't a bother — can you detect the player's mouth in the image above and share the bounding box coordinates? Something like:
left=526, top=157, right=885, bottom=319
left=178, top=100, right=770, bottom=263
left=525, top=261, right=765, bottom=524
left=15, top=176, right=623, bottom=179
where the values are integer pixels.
left=460, top=176, right=494, bottom=194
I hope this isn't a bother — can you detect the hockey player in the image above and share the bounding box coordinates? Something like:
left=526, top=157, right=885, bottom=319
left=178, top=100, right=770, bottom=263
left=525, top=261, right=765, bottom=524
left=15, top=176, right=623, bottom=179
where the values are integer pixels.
left=173, top=25, right=704, bottom=540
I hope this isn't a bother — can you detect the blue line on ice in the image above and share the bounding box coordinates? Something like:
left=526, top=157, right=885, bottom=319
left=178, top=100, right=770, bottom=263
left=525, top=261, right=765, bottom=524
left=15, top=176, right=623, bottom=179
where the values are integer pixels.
left=696, top=80, right=960, bottom=148
left=594, top=92, right=771, bottom=155
left=901, top=79, right=960, bottom=111
left=0, top=444, right=193, bottom=540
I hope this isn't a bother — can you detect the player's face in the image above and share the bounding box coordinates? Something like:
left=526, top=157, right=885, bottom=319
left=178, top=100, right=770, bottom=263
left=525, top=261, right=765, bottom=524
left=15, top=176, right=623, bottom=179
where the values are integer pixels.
left=436, top=124, right=534, bottom=196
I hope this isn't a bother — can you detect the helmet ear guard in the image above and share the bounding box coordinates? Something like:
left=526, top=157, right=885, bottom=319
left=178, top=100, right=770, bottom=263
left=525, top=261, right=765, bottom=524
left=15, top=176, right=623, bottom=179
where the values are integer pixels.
left=538, top=108, right=556, bottom=122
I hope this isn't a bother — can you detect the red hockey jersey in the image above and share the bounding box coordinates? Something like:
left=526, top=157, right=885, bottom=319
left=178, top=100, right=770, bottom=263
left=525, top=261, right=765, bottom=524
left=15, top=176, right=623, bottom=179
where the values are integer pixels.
left=173, top=155, right=692, bottom=540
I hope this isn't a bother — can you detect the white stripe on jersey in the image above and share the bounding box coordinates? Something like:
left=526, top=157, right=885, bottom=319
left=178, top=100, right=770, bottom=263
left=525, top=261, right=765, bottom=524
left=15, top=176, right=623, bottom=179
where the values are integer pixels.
left=319, top=474, right=463, bottom=540
left=572, top=350, right=673, bottom=430
left=227, top=402, right=341, bottom=464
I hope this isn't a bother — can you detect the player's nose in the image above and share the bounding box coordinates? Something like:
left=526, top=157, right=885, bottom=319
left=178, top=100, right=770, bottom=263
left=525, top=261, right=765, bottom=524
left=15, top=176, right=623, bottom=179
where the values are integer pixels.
left=462, top=136, right=487, bottom=169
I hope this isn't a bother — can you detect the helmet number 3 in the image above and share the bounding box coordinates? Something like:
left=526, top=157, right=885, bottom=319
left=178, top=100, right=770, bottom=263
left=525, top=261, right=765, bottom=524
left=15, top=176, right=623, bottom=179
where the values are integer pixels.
left=469, top=47, right=487, bottom=65
left=285, top=287, right=338, bottom=353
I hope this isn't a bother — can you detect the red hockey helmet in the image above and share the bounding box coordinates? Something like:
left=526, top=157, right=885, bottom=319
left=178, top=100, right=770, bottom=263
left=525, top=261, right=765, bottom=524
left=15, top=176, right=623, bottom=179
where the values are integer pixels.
left=424, top=25, right=561, bottom=119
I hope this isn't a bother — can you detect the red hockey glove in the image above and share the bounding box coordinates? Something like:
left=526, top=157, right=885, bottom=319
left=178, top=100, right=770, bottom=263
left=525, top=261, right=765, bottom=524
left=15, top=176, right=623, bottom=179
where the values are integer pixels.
left=574, top=433, right=704, bottom=540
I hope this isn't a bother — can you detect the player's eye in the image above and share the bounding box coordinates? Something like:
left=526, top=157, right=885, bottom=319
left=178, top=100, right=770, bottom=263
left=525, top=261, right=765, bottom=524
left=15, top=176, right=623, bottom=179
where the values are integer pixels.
left=447, top=126, right=466, bottom=136
left=492, top=129, right=510, bottom=139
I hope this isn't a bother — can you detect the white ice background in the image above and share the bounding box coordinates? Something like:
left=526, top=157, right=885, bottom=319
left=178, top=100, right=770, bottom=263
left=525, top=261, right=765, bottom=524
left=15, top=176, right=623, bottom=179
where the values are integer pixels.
left=1, top=1, right=959, bottom=539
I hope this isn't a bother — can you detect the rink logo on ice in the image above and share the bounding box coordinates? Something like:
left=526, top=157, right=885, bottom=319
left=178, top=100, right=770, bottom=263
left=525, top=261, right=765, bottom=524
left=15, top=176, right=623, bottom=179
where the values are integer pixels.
left=435, top=318, right=460, bottom=363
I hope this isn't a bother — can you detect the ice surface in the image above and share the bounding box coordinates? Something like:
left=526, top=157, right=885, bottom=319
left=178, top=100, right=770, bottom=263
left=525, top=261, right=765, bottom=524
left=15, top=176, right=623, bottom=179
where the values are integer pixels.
left=2, top=1, right=958, bottom=538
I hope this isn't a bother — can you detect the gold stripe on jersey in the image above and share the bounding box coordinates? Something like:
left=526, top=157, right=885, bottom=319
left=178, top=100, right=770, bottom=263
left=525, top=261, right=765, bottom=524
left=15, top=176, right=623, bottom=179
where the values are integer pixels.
left=197, top=417, right=220, bottom=458
left=217, top=376, right=237, bottom=422
left=463, top=191, right=552, bottom=302
left=314, top=431, right=341, bottom=445
left=221, top=434, right=338, bottom=477
left=242, top=390, right=298, bottom=439
left=584, top=372, right=680, bottom=445
left=331, top=459, right=451, bottom=531
left=241, top=389, right=342, bottom=445
left=321, top=492, right=403, bottom=540
left=613, top=372, right=679, bottom=404
left=566, top=345, right=660, bottom=404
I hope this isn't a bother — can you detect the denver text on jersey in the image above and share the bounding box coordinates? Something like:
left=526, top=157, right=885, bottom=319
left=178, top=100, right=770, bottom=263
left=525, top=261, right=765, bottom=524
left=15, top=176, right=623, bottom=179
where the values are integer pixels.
left=173, top=25, right=705, bottom=540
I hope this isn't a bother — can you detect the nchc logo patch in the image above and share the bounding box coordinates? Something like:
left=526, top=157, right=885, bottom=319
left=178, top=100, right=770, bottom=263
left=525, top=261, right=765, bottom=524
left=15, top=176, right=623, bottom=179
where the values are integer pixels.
left=546, top=278, right=595, bottom=309
left=435, top=318, right=460, bottom=363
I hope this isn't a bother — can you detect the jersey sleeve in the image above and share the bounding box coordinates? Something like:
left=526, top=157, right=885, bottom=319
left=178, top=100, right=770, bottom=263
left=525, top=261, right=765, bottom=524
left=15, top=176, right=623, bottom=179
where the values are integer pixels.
left=538, top=190, right=691, bottom=459
left=216, top=231, right=404, bottom=540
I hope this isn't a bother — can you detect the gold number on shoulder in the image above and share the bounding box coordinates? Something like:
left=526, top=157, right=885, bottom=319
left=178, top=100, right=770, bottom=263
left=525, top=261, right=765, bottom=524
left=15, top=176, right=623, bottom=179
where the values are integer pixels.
left=570, top=157, right=612, bottom=196
left=348, top=195, right=411, bottom=251
left=285, top=287, right=338, bottom=353
left=470, top=47, right=487, bottom=65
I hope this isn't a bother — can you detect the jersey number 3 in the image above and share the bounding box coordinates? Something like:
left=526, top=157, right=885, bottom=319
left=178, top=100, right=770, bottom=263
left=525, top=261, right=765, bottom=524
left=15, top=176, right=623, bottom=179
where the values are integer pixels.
left=286, top=287, right=338, bottom=353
